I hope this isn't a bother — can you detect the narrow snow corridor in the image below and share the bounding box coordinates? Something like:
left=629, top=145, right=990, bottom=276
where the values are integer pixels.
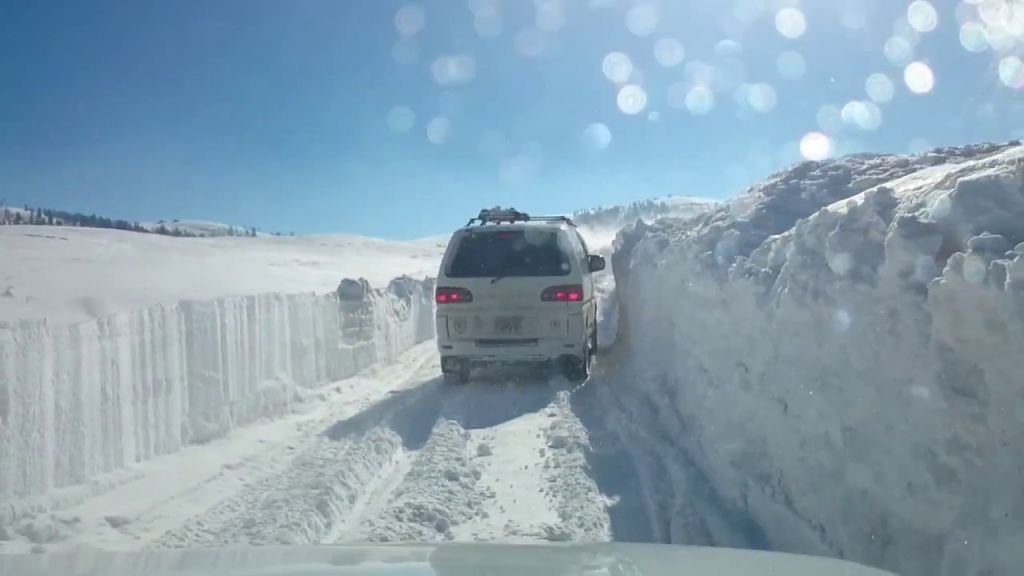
left=153, top=361, right=635, bottom=547
left=7, top=341, right=725, bottom=552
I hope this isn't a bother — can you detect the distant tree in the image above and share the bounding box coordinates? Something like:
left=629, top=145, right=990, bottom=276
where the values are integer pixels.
left=13, top=212, right=22, bottom=225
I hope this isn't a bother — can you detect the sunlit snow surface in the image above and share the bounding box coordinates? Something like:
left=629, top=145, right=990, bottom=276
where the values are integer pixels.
left=0, top=195, right=712, bottom=555
left=606, top=141, right=1024, bottom=576
left=0, top=229, right=446, bottom=324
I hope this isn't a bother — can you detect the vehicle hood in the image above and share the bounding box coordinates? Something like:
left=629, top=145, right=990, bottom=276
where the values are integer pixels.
left=0, top=542, right=897, bottom=576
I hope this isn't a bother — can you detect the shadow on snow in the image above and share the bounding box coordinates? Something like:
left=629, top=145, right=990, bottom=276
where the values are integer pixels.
left=568, top=370, right=657, bottom=544
left=324, top=367, right=559, bottom=450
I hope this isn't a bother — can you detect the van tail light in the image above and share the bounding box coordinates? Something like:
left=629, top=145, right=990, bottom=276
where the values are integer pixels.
left=541, top=285, right=584, bottom=302
left=436, top=287, right=473, bottom=304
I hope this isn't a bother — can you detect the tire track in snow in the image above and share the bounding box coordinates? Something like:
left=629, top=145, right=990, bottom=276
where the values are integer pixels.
left=537, top=391, right=612, bottom=542
left=157, top=428, right=405, bottom=547
left=150, top=348, right=445, bottom=547
left=337, top=378, right=613, bottom=545
left=445, top=387, right=613, bottom=543
left=18, top=342, right=442, bottom=553
left=156, top=362, right=623, bottom=548
left=331, top=379, right=556, bottom=543
left=583, top=364, right=768, bottom=549
left=354, top=419, right=489, bottom=543
left=324, top=450, right=413, bottom=543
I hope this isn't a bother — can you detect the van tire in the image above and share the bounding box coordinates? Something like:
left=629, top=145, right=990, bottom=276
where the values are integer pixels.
left=443, top=361, right=470, bottom=385
left=560, top=349, right=590, bottom=383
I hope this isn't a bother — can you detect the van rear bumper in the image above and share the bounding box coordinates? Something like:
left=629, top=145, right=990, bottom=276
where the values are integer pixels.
left=436, top=336, right=584, bottom=363
left=436, top=311, right=586, bottom=363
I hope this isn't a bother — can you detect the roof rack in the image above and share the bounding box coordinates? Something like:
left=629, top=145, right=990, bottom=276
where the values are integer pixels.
left=465, top=207, right=575, bottom=227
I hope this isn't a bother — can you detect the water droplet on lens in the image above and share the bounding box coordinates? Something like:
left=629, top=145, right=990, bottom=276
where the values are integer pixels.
left=617, top=84, right=648, bottom=115
left=865, top=73, right=894, bottom=103
left=907, top=1, right=938, bottom=33
left=904, top=61, right=934, bottom=94
left=685, top=86, right=715, bottom=115
left=653, top=38, right=685, bottom=67
left=626, top=4, right=658, bottom=37
left=775, top=8, right=807, bottom=39
left=999, top=56, right=1024, bottom=90
left=582, top=123, right=612, bottom=150
left=602, top=52, right=634, bottom=83
left=800, top=132, right=832, bottom=161
left=394, top=5, right=426, bottom=36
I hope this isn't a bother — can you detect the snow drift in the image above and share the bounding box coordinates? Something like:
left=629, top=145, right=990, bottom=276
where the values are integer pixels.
left=0, top=276, right=435, bottom=523
left=575, top=198, right=719, bottom=351
left=605, top=142, right=1024, bottom=576
left=574, top=197, right=719, bottom=252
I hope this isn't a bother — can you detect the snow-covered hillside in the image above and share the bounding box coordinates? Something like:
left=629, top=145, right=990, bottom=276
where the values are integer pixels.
left=0, top=227, right=446, bottom=324
left=0, top=208, right=31, bottom=225
left=140, top=220, right=252, bottom=237
left=605, top=141, right=1024, bottom=576
left=574, top=197, right=719, bottom=251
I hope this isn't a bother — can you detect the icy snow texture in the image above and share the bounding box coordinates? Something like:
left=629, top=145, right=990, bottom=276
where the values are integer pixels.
left=362, top=419, right=488, bottom=543
left=0, top=276, right=435, bottom=522
left=539, top=392, right=611, bottom=542
left=158, top=427, right=406, bottom=547
left=608, top=142, right=1024, bottom=576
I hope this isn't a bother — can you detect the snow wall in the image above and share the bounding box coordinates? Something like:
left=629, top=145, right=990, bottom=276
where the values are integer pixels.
left=0, top=276, right=435, bottom=520
left=604, top=143, right=1024, bottom=576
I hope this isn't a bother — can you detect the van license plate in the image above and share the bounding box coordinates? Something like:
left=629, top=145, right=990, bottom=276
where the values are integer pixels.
left=494, top=316, right=523, bottom=334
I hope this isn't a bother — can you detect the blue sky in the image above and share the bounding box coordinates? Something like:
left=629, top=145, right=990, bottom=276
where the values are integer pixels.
left=2, top=0, right=1023, bottom=238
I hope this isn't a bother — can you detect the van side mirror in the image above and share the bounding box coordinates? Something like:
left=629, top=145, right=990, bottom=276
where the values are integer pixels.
left=587, top=254, right=606, bottom=273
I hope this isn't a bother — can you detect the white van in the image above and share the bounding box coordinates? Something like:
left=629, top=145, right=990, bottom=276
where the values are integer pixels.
left=435, top=208, right=606, bottom=384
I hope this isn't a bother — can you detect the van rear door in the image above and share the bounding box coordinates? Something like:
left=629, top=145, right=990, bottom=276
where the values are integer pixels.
left=438, top=227, right=579, bottom=342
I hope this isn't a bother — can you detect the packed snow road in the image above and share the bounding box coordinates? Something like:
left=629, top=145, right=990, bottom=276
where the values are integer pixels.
left=33, top=341, right=651, bottom=551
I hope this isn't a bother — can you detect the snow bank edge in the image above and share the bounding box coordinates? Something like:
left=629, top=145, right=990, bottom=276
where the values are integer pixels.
left=0, top=276, right=436, bottom=523
left=605, top=146, right=1024, bottom=576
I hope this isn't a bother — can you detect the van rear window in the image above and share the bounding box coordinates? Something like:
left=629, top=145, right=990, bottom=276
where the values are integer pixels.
left=447, top=229, right=571, bottom=278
